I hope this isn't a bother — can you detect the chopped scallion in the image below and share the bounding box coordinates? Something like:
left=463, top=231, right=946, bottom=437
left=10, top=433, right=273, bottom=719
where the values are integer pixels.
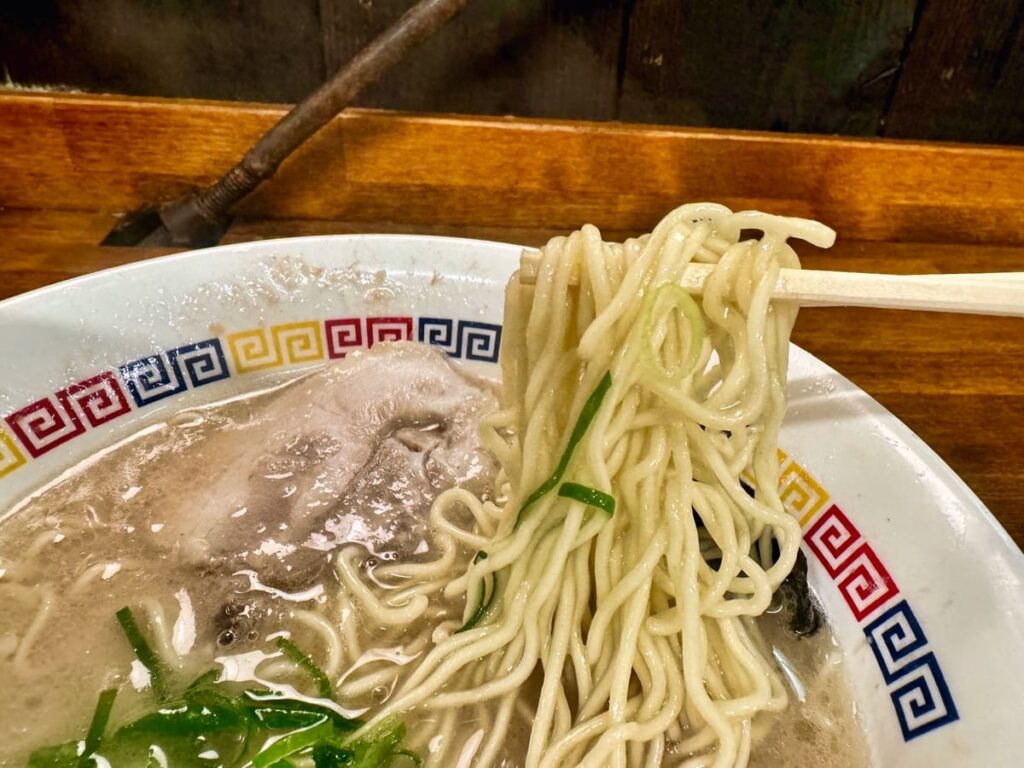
left=456, top=569, right=505, bottom=634
left=115, top=607, right=166, bottom=700
left=275, top=637, right=333, bottom=699
left=251, top=718, right=333, bottom=768
left=557, top=482, right=616, bottom=515
left=78, top=688, right=117, bottom=768
left=516, top=371, right=613, bottom=526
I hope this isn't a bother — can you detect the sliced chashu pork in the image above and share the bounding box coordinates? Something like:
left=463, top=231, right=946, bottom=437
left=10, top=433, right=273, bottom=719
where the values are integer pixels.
left=158, top=342, right=497, bottom=593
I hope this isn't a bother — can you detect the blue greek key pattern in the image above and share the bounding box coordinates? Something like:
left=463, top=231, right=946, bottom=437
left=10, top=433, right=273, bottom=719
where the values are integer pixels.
left=3, top=318, right=501, bottom=479
left=418, top=318, right=502, bottom=363
left=418, top=317, right=459, bottom=356
left=119, top=339, right=229, bottom=407
left=864, top=600, right=929, bottom=684
left=459, top=321, right=502, bottom=363
left=170, top=340, right=231, bottom=388
left=890, top=653, right=959, bottom=741
left=859, top=592, right=959, bottom=740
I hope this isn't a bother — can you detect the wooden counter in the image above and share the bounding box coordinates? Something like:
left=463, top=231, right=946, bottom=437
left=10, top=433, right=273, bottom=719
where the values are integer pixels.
left=2, top=92, right=1023, bottom=546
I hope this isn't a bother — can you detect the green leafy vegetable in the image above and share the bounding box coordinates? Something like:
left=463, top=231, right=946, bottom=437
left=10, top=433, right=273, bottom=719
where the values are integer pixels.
left=516, top=371, right=613, bottom=527
left=340, top=719, right=407, bottom=768
left=456, top=568, right=506, bottom=634
left=275, top=636, right=333, bottom=699
left=80, top=688, right=117, bottom=767
left=641, top=283, right=706, bottom=382
left=28, top=609, right=418, bottom=768
left=557, top=481, right=615, bottom=515
left=241, top=690, right=359, bottom=732
left=118, top=700, right=249, bottom=737
left=27, top=688, right=117, bottom=768
left=115, top=606, right=167, bottom=700
left=252, top=719, right=334, bottom=768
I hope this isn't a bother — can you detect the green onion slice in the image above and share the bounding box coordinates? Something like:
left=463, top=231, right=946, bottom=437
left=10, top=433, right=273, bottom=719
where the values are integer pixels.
left=275, top=637, right=333, bottom=699
left=558, top=482, right=616, bottom=516
left=458, top=551, right=491, bottom=630
left=78, top=688, right=117, bottom=768
left=456, top=568, right=506, bottom=634
left=516, top=371, right=613, bottom=526
left=251, top=718, right=333, bottom=768
left=115, top=607, right=166, bottom=700
left=641, top=283, right=706, bottom=383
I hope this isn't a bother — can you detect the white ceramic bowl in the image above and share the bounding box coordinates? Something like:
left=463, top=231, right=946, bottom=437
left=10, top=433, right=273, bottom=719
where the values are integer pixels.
left=1, top=236, right=1022, bottom=766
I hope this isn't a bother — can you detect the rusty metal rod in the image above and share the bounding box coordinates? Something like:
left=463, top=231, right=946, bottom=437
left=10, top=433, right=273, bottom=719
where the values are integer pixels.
left=116, top=0, right=470, bottom=247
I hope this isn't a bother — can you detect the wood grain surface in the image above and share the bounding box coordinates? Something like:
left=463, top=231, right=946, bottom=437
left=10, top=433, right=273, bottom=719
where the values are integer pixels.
left=884, top=0, right=1024, bottom=144
left=619, top=0, right=916, bottom=135
left=320, top=0, right=625, bottom=120
left=3, top=0, right=1023, bottom=145
left=1, top=93, right=1022, bottom=549
left=0, top=0, right=326, bottom=103
left=3, top=93, right=1024, bottom=245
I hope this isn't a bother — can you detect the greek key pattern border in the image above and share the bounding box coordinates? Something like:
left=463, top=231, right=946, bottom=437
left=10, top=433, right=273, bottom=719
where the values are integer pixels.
left=1, top=319, right=960, bottom=741
left=2, top=315, right=501, bottom=475
left=791, top=460, right=958, bottom=741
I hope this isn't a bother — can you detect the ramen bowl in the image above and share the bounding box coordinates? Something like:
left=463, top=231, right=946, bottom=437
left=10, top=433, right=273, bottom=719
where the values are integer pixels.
left=1, top=235, right=1022, bottom=766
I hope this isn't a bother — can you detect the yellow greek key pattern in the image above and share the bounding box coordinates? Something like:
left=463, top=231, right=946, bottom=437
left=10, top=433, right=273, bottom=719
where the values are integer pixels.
left=227, top=322, right=325, bottom=374
left=779, top=458, right=830, bottom=526
left=0, top=428, right=27, bottom=478
left=741, top=449, right=829, bottom=527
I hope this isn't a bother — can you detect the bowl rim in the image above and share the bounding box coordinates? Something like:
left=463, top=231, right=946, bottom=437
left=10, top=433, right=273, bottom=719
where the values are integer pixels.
left=5, top=232, right=1018, bottom=561
left=3, top=231, right=1023, bottom=764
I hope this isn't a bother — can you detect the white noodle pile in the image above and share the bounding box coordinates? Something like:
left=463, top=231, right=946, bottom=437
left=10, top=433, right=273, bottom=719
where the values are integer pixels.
left=335, top=203, right=836, bottom=767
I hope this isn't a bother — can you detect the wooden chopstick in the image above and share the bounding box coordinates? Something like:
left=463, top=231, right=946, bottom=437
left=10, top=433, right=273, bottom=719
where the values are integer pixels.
left=518, top=252, right=1024, bottom=318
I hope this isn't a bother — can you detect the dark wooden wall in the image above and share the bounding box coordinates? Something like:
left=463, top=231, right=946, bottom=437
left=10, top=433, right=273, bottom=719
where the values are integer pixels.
left=1, top=0, right=1021, bottom=145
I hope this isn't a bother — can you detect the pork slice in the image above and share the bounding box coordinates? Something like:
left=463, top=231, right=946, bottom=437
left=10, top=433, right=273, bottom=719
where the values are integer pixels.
left=160, top=342, right=497, bottom=589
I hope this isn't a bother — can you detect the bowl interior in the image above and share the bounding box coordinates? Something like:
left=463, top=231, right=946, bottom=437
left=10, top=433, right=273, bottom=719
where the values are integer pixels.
left=2, top=235, right=1022, bottom=766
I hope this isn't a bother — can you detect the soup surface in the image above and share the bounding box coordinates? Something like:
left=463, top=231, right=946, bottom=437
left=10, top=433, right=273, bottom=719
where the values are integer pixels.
left=0, top=345, right=870, bottom=767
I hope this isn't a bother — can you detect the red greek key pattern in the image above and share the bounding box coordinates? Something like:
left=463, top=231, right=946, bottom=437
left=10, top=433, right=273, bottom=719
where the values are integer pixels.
left=5, top=372, right=131, bottom=458
left=59, top=372, right=132, bottom=428
left=804, top=504, right=861, bottom=577
left=804, top=503, right=900, bottom=621
left=325, top=318, right=364, bottom=358
left=835, top=542, right=900, bottom=621
left=366, top=316, right=413, bottom=347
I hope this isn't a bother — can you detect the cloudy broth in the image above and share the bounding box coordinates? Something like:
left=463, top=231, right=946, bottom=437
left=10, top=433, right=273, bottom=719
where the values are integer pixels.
left=0, top=353, right=870, bottom=767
